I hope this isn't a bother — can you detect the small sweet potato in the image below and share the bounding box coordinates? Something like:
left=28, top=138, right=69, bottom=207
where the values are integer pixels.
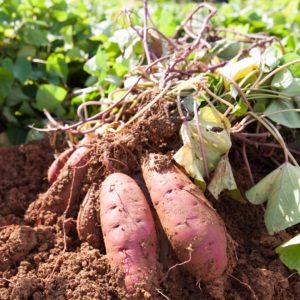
left=48, top=148, right=74, bottom=185
left=142, top=154, right=228, bottom=282
left=77, top=185, right=105, bottom=251
left=43, top=147, right=90, bottom=214
left=100, top=173, right=157, bottom=294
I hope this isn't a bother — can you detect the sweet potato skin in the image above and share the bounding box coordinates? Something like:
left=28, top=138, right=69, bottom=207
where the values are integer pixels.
left=77, top=185, right=105, bottom=251
left=142, top=154, right=228, bottom=282
left=48, top=148, right=74, bottom=185
left=100, top=173, right=157, bottom=294
left=43, top=147, right=90, bottom=214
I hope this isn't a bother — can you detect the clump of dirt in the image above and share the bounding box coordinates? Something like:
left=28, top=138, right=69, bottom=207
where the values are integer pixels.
left=0, top=132, right=300, bottom=299
left=0, top=139, right=64, bottom=226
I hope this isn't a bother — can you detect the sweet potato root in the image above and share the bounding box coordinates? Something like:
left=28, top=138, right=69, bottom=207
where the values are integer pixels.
left=142, top=154, right=228, bottom=282
left=77, top=185, right=105, bottom=251
left=132, top=173, right=171, bottom=266
left=48, top=148, right=74, bottom=185
left=43, top=147, right=90, bottom=214
left=100, top=173, right=157, bottom=294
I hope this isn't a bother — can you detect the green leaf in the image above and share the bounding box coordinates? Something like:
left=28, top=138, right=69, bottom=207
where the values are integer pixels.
left=84, top=55, right=97, bottom=75
left=174, top=107, right=232, bottom=188
left=96, top=47, right=109, bottom=72
left=264, top=57, right=280, bottom=73
left=276, top=234, right=300, bottom=274
left=271, top=68, right=293, bottom=90
left=183, top=94, right=197, bottom=112
left=281, top=78, right=300, bottom=100
left=232, top=99, right=248, bottom=116
left=65, top=47, right=82, bottom=63
left=2, top=57, right=14, bottom=73
left=26, top=129, right=45, bottom=141
left=17, top=45, right=36, bottom=58
left=279, top=54, right=300, bottom=78
left=264, top=46, right=283, bottom=60
left=23, top=28, right=48, bottom=46
left=253, top=102, right=265, bottom=113
left=61, top=25, right=73, bottom=51
left=113, top=27, right=141, bottom=59
left=208, top=153, right=244, bottom=202
left=230, top=84, right=239, bottom=100
left=246, top=163, right=300, bottom=235
left=104, top=74, right=122, bottom=87
left=84, top=75, right=98, bottom=87
left=6, top=85, right=30, bottom=106
left=19, top=101, right=36, bottom=117
left=264, top=99, right=300, bottom=129
left=0, top=67, right=14, bottom=106
left=112, top=61, right=129, bottom=77
left=7, top=124, right=28, bottom=145
left=84, top=47, right=108, bottom=78
left=36, top=84, right=67, bottom=116
left=53, top=10, right=69, bottom=22
left=90, top=21, right=113, bottom=39
left=46, top=53, right=68, bottom=84
left=14, top=57, right=32, bottom=85
left=2, top=106, right=18, bottom=124
left=210, top=40, right=241, bottom=60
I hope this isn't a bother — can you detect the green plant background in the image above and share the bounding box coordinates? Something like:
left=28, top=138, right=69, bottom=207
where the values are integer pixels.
left=0, top=0, right=299, bottom=145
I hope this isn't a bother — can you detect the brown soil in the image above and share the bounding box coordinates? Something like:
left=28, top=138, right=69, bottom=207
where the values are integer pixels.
left=0, top=137, right=299, bottom=300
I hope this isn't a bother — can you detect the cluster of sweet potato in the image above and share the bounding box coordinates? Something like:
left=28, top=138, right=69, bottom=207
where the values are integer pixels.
left=45, top=147, right=228, bottom=294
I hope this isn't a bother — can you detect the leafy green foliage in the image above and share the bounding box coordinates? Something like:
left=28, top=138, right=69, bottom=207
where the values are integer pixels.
left=276, top=234, right=300, bottom=274
left=208, top=153, right=244, bottom=202
left=246, top=163, right=300, bottom=235
left=174, top=107, right=232, bottom=190
left=0, top=0, right=299, bottom=144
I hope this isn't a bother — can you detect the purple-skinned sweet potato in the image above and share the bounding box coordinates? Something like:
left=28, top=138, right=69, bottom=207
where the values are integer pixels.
left=142, top=154, right=228, bottom=283
left=77, top=184, right=105, bottom=251
left=48, top=148, right=75, bottom=185
left=132, top=173, right=171, bottom=266
left=42, top=147, right=90, bottom=214
left=100, top=173, right=157, bottom=294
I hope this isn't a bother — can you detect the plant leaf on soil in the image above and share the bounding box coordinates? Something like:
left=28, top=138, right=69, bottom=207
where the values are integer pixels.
left=276, top=234, right=300, bottom=274
left=208, top=152, right=244, bottom=202
left=174, top=107, right=232, bottom=191
left=246, top=163, right=300, bottom=235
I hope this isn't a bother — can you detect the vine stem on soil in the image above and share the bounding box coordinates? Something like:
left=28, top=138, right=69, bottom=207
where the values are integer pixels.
left=242, top=142, right=255, bottom=186
left=194, top=96, right=210, bottom=180
left=231, top=133, right=300, bottom=157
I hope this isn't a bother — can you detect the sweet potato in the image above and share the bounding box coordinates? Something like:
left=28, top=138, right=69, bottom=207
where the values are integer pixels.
left=77, top=185, right=105, bottom=251
left=43, top=147, right=90, bottom=214
left=142, top=154, right=228, bottom=282
left=100, top=173, right=157, bottom=294
left=48, top=148, right=74, bottom=184
left=132, top=173, right=171, bottom=266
